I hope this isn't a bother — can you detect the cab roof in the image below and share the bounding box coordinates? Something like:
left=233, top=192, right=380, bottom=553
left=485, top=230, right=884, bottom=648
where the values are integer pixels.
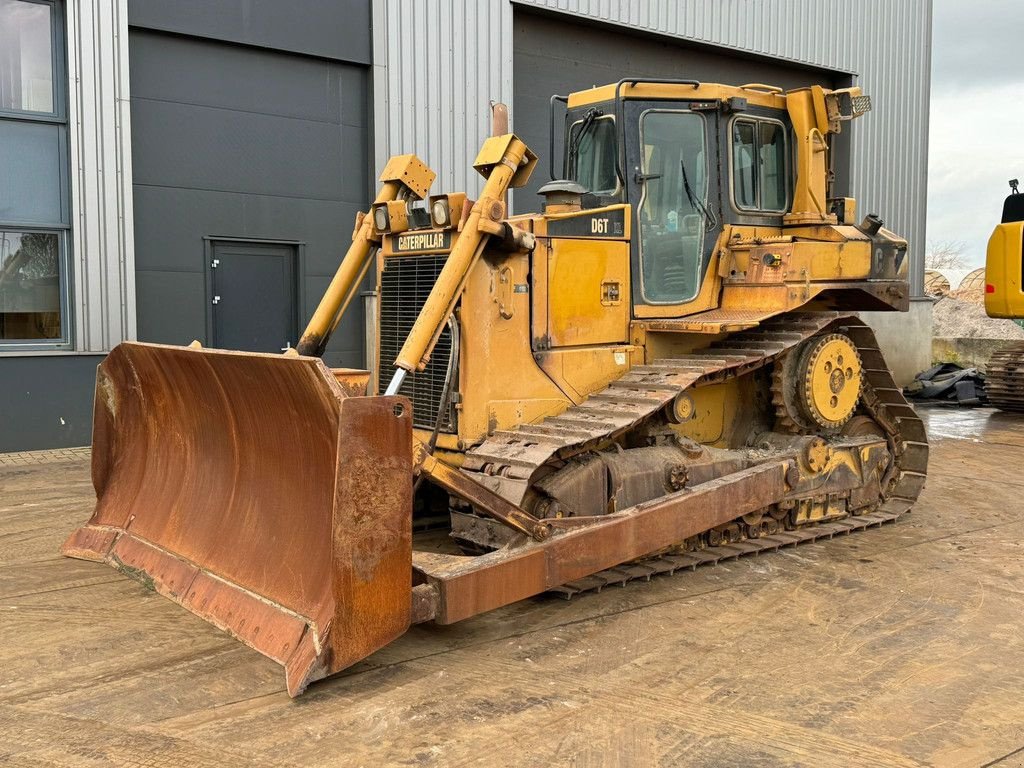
left=567, top=81, right=791, bottom=110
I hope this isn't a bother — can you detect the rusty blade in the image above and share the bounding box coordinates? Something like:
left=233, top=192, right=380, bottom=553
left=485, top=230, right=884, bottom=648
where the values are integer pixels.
left=61, top=342, right=413, bottom=696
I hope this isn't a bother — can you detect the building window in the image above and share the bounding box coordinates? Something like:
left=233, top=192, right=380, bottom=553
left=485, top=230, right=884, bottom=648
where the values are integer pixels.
left=0, top=0, right=54, bottom=114
left=730, top=117, right=789, bottom=214
left=0, top=230, right=64, bottom=340
left=0, top=0, right=70, bottom=349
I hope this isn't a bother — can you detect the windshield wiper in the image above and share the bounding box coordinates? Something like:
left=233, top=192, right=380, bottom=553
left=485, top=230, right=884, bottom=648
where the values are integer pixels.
left=567, top=108, right=599, bottom=180
left=680, top=159, right=717, bottom=232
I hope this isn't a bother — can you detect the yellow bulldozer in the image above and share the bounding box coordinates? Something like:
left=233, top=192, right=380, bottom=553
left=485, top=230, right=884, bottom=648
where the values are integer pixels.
left=63, top=80, right=928, bottom=696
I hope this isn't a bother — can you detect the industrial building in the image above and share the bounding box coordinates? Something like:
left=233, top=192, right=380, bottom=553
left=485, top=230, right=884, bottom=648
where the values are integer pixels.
left=0, top=0, right=932, bottom=451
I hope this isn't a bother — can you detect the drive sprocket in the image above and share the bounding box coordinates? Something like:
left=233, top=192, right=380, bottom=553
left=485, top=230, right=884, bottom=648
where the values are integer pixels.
left=772, top=333, right=863, bottom=432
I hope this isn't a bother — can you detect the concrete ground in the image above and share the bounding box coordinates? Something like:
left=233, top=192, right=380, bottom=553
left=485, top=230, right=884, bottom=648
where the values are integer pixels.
left=2, top=407, right=1024, bottom=767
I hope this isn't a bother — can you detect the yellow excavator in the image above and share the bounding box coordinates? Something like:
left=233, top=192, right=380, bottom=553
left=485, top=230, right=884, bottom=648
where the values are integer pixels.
left=63, top=80, right=928, bottom=696
left=984, top=179, right=1024, bottom=410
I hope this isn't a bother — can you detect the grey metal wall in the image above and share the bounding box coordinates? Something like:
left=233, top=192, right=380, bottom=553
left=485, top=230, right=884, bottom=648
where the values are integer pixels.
left=128, top=2, right=373, bottom=367
left=66, top=0, right=136, bottom=353
left=372, top=0, right=932, bottom=295
left=372, top=0, right=514, bottom=198
left=0, top=355, right=101, bottom=452
left=127, top=0, right=371, bottom=63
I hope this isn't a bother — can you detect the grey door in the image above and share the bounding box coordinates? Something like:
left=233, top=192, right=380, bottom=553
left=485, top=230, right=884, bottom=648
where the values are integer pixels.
left=210, top=241, right=297, bottom=352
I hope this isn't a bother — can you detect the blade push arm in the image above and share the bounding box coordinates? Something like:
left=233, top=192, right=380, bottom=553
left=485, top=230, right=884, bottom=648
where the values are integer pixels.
left=384, top=134, right=537, bottom=395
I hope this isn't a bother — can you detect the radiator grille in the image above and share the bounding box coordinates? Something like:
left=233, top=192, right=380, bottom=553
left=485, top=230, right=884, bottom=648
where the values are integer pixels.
left=379, top=254, right=457, bottom=431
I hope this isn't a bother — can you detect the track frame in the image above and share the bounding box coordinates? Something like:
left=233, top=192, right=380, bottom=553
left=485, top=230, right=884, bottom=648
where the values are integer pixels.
left=411, top=312, right=928, bottom=623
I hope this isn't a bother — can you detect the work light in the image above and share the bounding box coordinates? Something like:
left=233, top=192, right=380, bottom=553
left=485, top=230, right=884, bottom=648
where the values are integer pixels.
left=427, top=193, right=467, bottom=230
left=431, top=199, right=450, bottom=227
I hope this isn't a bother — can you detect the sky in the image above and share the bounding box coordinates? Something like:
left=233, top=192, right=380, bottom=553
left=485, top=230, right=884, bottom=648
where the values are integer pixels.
left=927, top=0, right=1024, bottom=268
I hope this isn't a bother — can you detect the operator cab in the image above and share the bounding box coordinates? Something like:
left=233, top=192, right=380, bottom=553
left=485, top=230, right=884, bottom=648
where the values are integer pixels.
left=556, top=80, right=796, bottom=311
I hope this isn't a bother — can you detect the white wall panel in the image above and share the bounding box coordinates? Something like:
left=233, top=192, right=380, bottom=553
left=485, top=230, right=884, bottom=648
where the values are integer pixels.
left=66, top=0, right=135, bottom=352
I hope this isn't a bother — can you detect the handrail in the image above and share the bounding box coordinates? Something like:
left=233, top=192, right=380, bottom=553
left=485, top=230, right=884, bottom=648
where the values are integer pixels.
left=548, top=93, right=568, bottom=180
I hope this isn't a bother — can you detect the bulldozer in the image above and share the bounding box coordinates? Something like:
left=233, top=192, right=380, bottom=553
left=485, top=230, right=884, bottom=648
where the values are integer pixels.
left=62, top=80, right=928, bottom=696
left=983, top=179, right=1024, bottom=410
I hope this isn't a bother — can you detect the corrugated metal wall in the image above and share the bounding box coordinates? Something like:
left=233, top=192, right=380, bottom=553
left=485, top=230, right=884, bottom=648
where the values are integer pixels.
left=372, top=0, right=931, bottom=295
left=66, top=0, right=136, bottom=351
left=371, top=0, right=514, bottom=197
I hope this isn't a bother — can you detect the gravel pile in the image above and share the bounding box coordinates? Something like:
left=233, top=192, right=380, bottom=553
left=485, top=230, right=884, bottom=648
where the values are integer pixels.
left=932, top=295, right=1024, bottom=340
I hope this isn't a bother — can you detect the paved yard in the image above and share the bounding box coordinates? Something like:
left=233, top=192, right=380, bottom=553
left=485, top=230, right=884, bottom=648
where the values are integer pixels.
left=2, top=407, right=1024, bottom=767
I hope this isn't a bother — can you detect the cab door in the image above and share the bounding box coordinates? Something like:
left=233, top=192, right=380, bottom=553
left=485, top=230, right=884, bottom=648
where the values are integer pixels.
left=624, top=101, right=724, bottom=318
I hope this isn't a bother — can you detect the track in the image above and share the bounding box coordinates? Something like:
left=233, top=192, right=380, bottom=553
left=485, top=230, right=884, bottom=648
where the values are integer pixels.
left=459, top=311, right=929, bottom=593
left=463, top=312, right=844, bottom=503
left=549, top=505, right=905, bottom=598
left=986, top=341, right=1024, bottom=412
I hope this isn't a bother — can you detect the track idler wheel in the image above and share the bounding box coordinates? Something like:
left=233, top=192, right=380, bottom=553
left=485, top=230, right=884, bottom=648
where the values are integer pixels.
left=773, top=333, right=863, bottom=432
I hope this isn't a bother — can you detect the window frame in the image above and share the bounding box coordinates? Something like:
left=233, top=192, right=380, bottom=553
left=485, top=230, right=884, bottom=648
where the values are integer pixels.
left=636, top=107, right=710, bottom=306
left=0, top=0, right=72, bottom=352
left=727, top=115, right=791, bottom=215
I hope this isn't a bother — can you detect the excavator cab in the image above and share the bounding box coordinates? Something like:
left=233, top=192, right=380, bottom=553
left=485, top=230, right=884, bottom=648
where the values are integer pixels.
left=985, top=179, right=1024, bottom=318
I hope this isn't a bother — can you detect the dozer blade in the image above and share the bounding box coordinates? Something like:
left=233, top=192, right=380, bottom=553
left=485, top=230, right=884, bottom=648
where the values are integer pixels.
left=61, top=342, right=413, bottom=696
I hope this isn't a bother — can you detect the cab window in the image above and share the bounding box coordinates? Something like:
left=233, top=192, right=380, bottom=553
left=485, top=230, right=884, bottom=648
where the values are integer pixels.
left=730, top=118, right=789, bottom=213
left=732, top=122, right=756, bottom=208
left=637, top=110, right=709, bottom=304
left=567, top=115, right=617, bottom=194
